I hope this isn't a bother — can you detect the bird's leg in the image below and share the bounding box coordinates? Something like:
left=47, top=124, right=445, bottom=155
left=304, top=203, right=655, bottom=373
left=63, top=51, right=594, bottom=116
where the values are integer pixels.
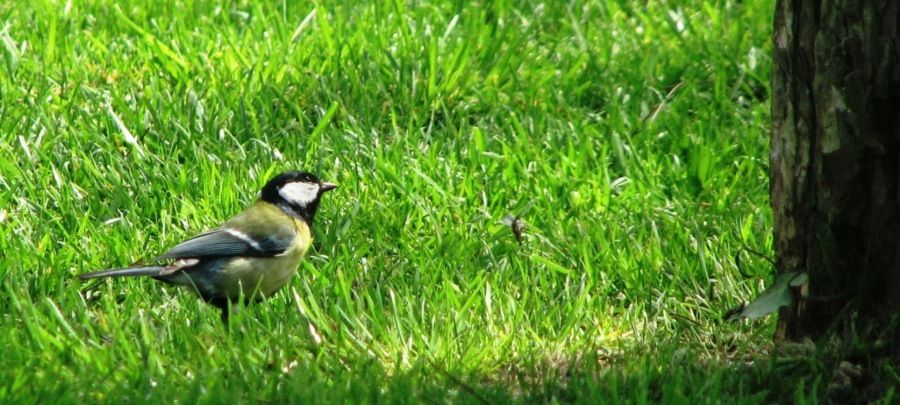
left=209, top=297, right=236, bottom=325
left=220, top=301, right=242, bottom=326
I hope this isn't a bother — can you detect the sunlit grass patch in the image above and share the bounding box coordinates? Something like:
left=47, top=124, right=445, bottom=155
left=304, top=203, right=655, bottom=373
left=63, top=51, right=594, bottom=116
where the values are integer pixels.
left=0, top=0, right=800, bottom=402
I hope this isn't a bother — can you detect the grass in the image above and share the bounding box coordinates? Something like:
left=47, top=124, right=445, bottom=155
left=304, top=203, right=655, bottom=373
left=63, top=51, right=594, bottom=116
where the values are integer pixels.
left=3, top=0, right=887, bottom=402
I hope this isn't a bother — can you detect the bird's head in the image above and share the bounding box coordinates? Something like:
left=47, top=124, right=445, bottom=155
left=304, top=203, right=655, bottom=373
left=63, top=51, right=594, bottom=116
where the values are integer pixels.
left=260, top=171, right=337, bottom=224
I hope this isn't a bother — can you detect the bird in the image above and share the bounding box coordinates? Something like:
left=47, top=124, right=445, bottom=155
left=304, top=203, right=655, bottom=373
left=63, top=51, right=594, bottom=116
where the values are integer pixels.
left=78, top=170, right=337, bottom=321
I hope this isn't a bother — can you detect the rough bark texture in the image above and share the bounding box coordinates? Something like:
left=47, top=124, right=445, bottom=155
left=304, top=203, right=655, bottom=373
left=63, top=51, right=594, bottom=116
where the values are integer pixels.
left=772, top=0, right=900, bottom=341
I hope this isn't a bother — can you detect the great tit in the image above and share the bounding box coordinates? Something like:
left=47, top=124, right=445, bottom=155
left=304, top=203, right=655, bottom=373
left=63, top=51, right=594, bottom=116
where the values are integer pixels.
left=78, top=171, right=337, bottom=320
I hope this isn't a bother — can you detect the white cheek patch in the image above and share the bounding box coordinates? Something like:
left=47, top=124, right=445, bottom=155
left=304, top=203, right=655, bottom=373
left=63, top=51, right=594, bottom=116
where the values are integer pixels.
left=278, top=182, right=319, bottom=206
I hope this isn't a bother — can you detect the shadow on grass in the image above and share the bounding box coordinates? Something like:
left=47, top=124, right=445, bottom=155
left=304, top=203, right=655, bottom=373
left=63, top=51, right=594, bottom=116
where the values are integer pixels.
left=417, top=346, right=895, bottom=404
left=259, top=343, right=897, bottom=403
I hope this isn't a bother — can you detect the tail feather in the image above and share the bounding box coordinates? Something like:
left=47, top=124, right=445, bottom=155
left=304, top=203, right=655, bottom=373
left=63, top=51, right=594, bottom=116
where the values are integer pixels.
left=78, top=265, right=165, bottom=280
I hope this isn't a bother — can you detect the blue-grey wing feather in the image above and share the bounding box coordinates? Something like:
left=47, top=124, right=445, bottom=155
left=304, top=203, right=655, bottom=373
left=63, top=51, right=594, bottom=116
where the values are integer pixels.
left=158, top=229, right=292, bottom=259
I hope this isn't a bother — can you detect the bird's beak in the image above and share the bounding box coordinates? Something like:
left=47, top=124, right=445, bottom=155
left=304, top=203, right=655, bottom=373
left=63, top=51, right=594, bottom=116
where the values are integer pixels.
left=321, top=182, right=338, bottom=192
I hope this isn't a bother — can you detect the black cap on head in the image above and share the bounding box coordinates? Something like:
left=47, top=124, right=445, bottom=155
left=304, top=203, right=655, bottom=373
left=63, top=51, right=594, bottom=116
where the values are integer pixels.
left=260, top=171, right=336, bottom=224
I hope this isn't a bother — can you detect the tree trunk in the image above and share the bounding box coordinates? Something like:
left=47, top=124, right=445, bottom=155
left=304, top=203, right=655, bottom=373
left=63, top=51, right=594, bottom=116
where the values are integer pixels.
left=771, top=0, right=900, bottom=341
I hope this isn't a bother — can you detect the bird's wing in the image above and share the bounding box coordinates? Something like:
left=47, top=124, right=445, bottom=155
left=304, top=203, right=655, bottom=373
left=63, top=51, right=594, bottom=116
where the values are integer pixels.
left=158, top=228, right=294, bottom=260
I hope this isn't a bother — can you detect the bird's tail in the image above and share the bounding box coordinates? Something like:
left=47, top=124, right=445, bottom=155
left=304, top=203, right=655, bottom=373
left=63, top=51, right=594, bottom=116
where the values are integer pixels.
left=78, top=265, right=164, bottom=280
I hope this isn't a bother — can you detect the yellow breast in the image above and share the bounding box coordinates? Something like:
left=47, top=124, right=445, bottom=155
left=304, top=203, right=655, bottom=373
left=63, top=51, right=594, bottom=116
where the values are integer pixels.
left=219, top=217, right=311, bottom=299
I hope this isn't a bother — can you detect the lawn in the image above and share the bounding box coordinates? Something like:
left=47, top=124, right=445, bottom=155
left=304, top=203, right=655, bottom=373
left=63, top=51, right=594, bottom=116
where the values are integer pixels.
left=0, top=0, right=840, bottom=402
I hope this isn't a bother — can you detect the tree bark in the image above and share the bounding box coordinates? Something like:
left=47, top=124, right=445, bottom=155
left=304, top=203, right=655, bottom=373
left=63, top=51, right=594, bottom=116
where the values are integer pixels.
left=771, top=0, right=900, bottom=341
